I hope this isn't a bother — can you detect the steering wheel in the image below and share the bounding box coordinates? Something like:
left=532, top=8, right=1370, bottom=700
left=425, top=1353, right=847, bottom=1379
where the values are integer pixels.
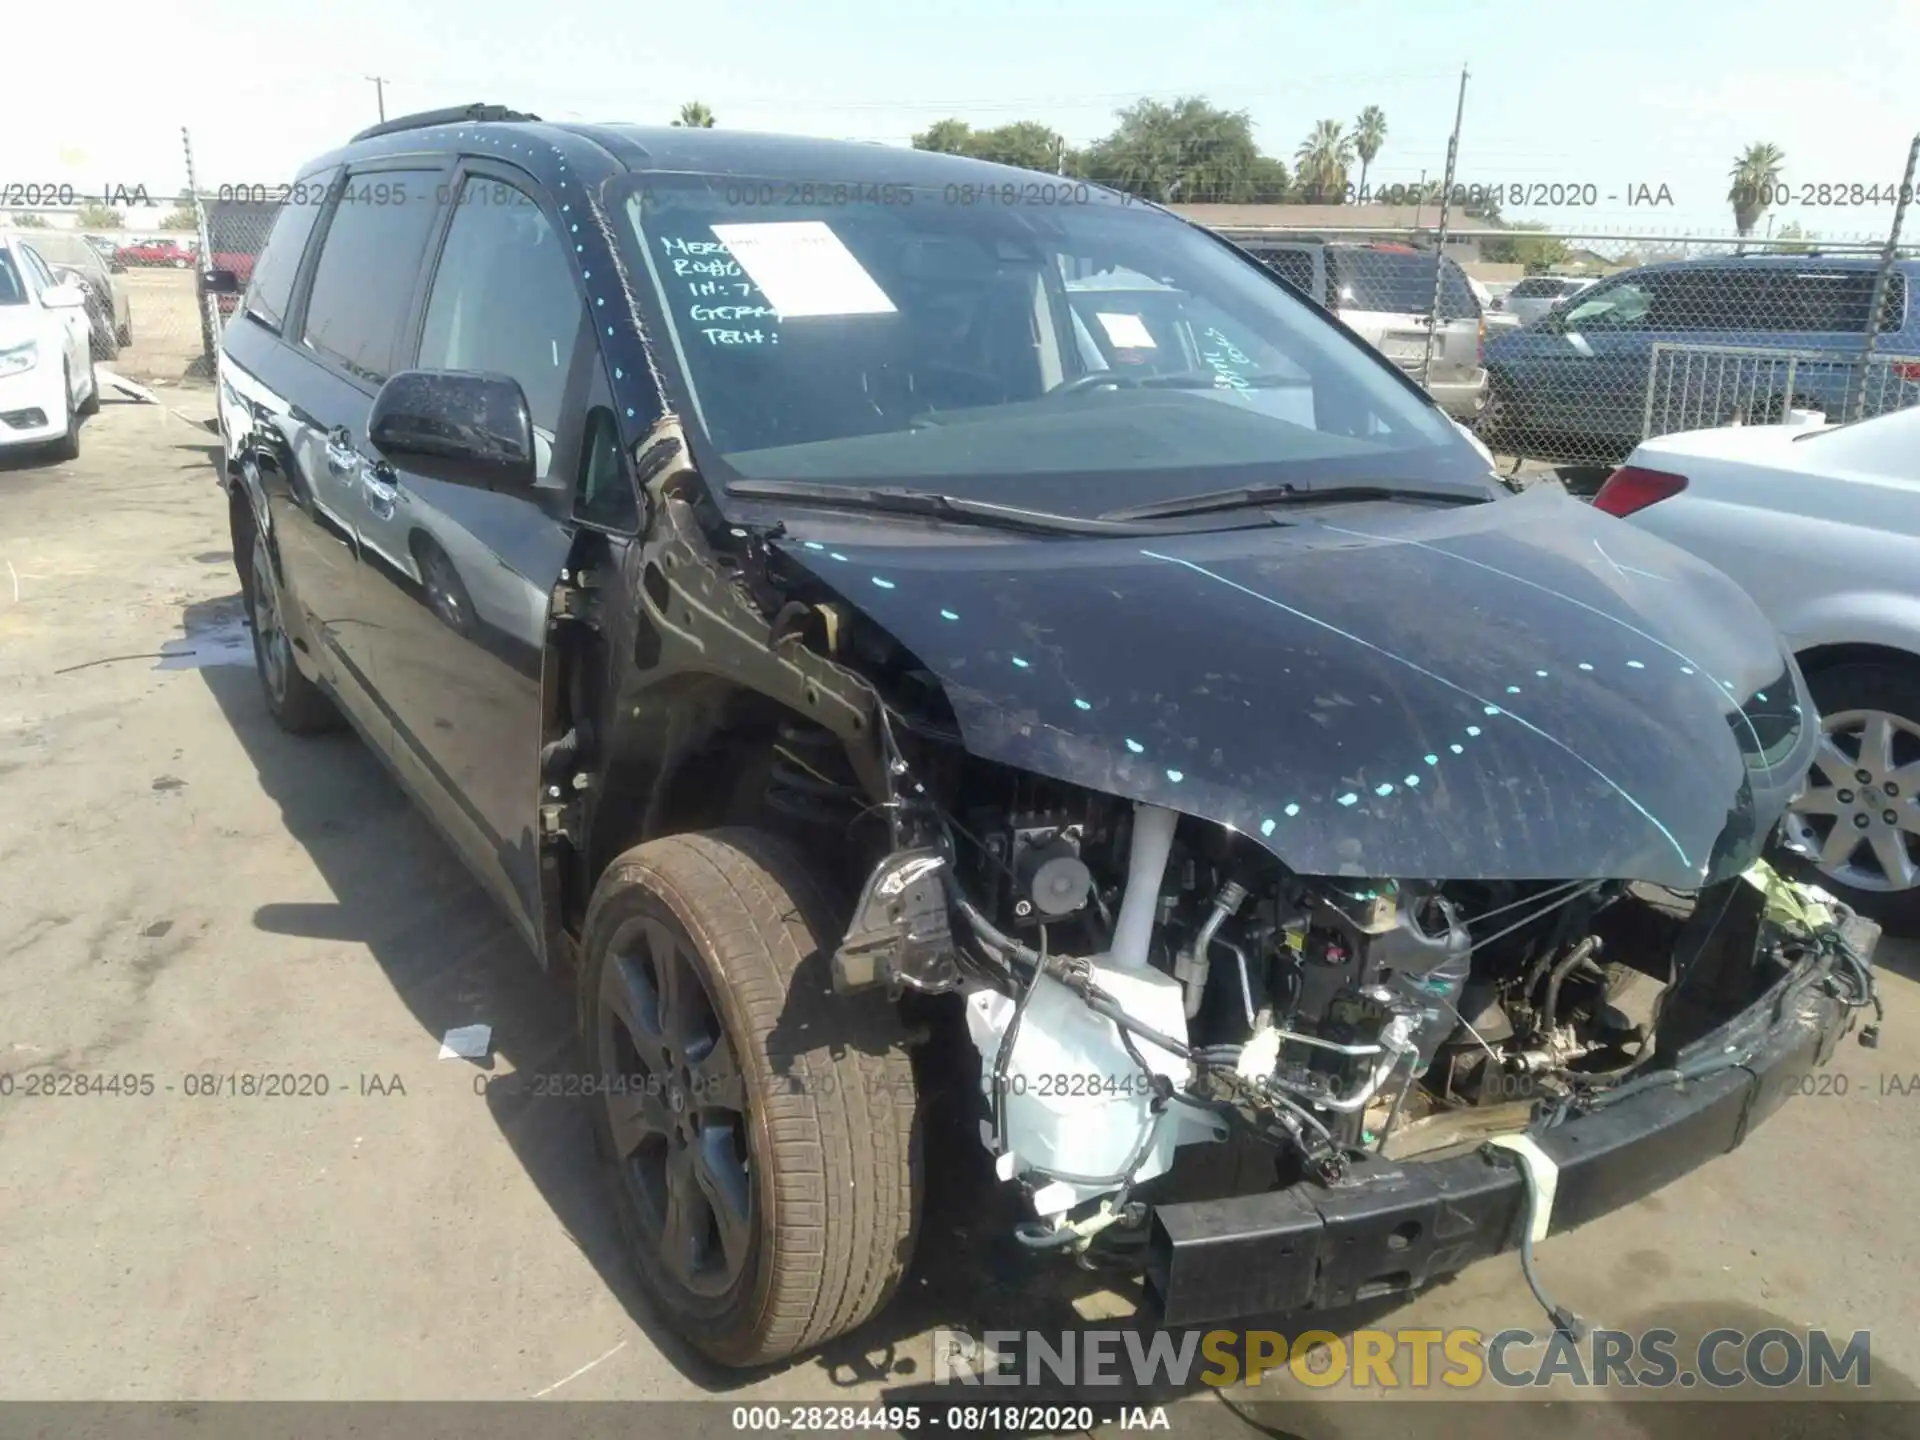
left=1046, top=371, right=1139, bottom=397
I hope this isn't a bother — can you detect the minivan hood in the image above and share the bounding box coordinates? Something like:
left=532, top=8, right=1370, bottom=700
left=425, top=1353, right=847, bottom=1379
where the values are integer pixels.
left=773, top=486, right=1815, bottom=887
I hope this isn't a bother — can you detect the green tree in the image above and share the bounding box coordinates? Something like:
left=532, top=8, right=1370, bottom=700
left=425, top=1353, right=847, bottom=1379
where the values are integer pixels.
left=1774, top=220, right=1818, bottom=253
left=1728, top=141, right=1786, bottom=240
left=1079, top=97, right=1278, bottom=203
left=1353, top=105, right=1388, bottom=198
left=9, top=212, right=48, bottom=228
left=966, top=121, right=1068, bottom=172
left=160, top=206, right=198, bottom=231
left=672, top=101, right=716, bottom=128
left=75, top=202, right=123, bottom=230
left=1480, top=221, right=1570, bottom=273
left=1246, top=154, right=1292, bottom=203
left=1294, top=119, right=1356, bottom=203
left=911, top=119, right=976, bottom=155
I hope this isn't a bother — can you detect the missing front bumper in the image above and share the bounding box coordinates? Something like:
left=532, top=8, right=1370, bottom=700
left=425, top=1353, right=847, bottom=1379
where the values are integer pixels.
left=1146, top=955, right=1859, bottom=1327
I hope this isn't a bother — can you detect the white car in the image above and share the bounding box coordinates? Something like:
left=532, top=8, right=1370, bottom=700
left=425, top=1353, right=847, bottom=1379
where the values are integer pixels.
left=1594, top=405, right=1920, bottom=927
left=1499, top=274, right=1598, bottom=327
left=0, top=232, right=100, bottom=461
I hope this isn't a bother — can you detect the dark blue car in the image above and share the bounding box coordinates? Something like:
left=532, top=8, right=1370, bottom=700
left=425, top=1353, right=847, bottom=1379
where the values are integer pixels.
left=1479, top=254, right=1920, bottom=467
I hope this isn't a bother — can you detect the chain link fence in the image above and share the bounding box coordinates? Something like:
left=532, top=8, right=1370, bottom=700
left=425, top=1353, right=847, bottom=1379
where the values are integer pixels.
left=10, top=122, right=1917, bottom=466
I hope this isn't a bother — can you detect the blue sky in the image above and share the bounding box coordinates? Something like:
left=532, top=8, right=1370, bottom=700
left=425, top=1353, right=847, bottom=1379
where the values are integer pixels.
left=10, top=0, right=1918, bottom=239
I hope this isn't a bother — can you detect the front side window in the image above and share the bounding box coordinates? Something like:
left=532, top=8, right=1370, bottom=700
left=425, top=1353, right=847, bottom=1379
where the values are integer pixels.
left=19, top=246, right=58, bottom=292
left=615, top=175, right=1484, bottom=515
left=1562, top=277, right=1654, bottom=330
left=417, top=176, right=584, bottom=479
left=299, top=169, right=441, bottom=386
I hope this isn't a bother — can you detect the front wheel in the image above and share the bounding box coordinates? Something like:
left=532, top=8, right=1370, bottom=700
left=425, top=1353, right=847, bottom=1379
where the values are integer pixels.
left=1776, top=660, right=1920, bottom=934
left=580, top=829, right=921, bottom=1367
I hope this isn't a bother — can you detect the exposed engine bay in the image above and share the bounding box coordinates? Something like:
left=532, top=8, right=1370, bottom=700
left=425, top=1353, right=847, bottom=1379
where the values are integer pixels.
left=829, top=762, right=1881, bottom=1255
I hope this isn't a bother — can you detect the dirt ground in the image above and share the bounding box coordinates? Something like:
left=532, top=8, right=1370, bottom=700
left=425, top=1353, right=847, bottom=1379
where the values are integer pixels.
left=2, top=394, right=1917, bottom=1435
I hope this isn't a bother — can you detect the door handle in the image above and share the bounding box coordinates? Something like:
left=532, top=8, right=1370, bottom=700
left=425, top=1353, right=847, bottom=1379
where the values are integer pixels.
left=361, top=460, right=400, bottom=519
left=324, top=426, right=358, bottom=475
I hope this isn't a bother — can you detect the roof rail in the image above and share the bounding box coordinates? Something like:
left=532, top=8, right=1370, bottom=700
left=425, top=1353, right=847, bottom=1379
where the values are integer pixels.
left=350, top=103, right=542, bottom=144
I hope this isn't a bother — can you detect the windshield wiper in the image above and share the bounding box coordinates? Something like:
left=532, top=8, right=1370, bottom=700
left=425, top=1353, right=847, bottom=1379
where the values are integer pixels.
left=1099, top=482, right=1492, bottom=522
left=723, top=479, right=1159, bottom=535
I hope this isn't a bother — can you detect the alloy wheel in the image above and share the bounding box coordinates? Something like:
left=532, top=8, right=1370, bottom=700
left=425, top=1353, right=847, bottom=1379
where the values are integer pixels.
left=596, top=914, right=754, bottom=1299
left=250, top=535, right=291, bottom=706
left=1783, top=707, right=1920, bottom=893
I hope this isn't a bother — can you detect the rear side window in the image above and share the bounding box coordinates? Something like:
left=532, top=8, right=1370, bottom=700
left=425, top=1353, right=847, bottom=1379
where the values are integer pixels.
left=1252, top=247, right=1318, bottom=299
left=1648, top=269, right=1757, bottom=330
left=243, top=168, right=338, bottom=333
left=300, top=170, right=442, bottom=385
left=1330, top=249, right=1478, bottom=320
left=1765, top=270, right=1906, bottom=334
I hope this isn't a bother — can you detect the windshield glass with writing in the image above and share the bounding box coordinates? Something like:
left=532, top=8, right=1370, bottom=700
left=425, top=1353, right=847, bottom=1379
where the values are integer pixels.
left=614, top=176, right=1487, bottom=514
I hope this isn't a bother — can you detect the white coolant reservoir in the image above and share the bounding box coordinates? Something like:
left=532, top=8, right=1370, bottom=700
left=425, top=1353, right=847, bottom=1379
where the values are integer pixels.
left=964, top=958, right=1218, bottom=1216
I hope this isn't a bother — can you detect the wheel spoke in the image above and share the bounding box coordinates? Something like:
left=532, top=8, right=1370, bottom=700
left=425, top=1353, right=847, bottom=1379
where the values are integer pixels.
left=1791, top=788, right=1848, bottom=818
left=661, top=1146, right=712, bottom=1282
left=1818, top=823, right=1861, bottom=871
left=690, top=1126, right=753, bottom=1271
left=602, top=945, right=671, bottom=1075
left=1861, top=713, right=1897, bottom=777
left=652, top=925, right=710, bottom=1055
left=688, top=1033, right=747, bottom=1115
left=1809, top=737, right=1856, bottom=787
left=1868, top=827, right=1918, bottom=891
left=605, top=1084, right=672, bottom=1161
left=1888, top=760, right=1920, bottom=796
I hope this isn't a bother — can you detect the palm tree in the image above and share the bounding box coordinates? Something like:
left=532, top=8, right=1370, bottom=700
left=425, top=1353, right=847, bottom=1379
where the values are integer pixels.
left=673, top=101, right=716, bottom=129
left=1728, top=142, right=1785, bottom=241
left=1353, top=106, right=1388, bottom=198
left=1295, top=120, right=1356, bottom=203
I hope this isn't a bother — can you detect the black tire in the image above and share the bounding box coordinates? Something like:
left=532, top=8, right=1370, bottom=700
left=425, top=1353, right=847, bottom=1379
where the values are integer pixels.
left=580, top=828, right=921, bottom=1367
left=78, top=359, right=99, bottom=416
left=117, top=320, right=133, bottom=348
left=46, top=366, right=79, bottom=463
left=1773, top=659, right=1920, bottom=935
left=245, top=530, right=339, bottom=734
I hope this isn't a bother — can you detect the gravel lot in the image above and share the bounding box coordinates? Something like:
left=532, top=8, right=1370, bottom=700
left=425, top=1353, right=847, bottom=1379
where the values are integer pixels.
left=1, top=394, right=1917, bottom=1436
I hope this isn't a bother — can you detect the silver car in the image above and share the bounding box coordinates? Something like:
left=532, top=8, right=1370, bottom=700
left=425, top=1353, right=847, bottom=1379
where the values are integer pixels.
left=1230, top=238, right=1489, bottom=421
left=1498, top=273, right=1597, bottom=327
left=0, top=228, right=132, bottom=358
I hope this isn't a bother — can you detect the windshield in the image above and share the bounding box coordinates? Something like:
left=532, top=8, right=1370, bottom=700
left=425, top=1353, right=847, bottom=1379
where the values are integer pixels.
left=0, top=251, right=26, bottom=305
left=612, top=174, right=1488, bottom=515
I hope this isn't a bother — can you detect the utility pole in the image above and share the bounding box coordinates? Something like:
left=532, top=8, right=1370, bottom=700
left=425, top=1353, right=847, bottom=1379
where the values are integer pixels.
left=1418, top=65, right=1470, bottom=390
left=366, top=75, right=388, bottom=123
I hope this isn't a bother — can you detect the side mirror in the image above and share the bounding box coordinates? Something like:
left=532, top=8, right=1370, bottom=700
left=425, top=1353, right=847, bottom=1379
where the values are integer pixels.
left=201, top=267, right=242, bottom=296
left=41, top=283, right=89, bottom=310
left=369, top=370, right=536, bottom=494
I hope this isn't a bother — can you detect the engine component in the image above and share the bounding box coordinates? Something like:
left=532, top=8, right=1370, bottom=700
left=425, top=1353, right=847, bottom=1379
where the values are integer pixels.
left=1175, top=878, right=1250, bottom=1018
left=1372, top=895, right=1473, bottom=1071
left=1109, top=804, right=1179, bottom=970
left=962, top=958, right=1219, bottom=1216
left=833, top=848, right=959, bottom=995
left=1014, top=837, right=1094, bottom=921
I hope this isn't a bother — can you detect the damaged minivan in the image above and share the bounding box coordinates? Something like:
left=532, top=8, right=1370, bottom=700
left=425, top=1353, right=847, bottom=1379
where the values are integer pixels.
left=210, top=106, right=1883, bottom=1367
